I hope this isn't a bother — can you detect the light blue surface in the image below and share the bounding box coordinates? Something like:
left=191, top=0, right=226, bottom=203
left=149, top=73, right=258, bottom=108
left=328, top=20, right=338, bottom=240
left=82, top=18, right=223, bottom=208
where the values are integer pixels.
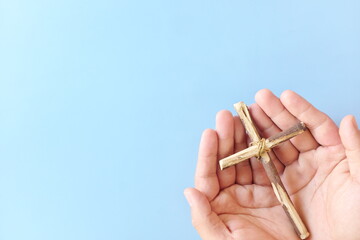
left=0, top=1, right=360, bottom=239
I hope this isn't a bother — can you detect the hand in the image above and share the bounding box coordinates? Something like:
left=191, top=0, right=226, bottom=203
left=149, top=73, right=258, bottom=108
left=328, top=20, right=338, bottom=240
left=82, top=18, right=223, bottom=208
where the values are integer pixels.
left=184, top=89, right=360, bottom=240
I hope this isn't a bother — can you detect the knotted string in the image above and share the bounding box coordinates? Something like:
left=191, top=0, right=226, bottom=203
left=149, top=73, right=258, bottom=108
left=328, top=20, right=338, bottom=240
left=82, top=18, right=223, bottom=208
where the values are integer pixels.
left=250, top=138, right=269, bottom=159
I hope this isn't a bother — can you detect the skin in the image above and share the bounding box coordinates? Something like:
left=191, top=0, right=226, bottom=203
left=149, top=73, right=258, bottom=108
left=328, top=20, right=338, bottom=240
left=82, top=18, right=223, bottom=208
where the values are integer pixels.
left=184, top=89, right=360, bottom=240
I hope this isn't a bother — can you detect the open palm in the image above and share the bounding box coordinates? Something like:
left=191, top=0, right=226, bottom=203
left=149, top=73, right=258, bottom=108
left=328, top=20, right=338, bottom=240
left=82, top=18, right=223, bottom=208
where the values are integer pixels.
left=185, top=89, right=360, bottom=240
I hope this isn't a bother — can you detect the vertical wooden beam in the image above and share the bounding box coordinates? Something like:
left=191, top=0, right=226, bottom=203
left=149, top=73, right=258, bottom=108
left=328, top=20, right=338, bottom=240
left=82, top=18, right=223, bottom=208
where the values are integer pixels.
left=234, top=102, right=309, bottom=239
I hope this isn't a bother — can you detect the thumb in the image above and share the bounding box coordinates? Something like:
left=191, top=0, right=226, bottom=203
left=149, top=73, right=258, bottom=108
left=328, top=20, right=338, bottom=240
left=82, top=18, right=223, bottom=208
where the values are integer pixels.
left=339, top=115, right=360, bottom=181
left=184, top=188, right=230, bottom=240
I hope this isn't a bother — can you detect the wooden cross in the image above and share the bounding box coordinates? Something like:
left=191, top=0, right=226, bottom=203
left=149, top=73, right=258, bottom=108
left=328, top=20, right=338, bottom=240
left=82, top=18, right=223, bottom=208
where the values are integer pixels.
left=219, top=102, right=310, bottom=240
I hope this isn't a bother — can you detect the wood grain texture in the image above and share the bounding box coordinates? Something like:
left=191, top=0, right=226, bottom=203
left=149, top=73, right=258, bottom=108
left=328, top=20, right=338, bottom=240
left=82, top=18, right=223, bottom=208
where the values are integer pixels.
left=219, top=122, right=307, bottom=170
left=224, top=102, right=310, bottom=239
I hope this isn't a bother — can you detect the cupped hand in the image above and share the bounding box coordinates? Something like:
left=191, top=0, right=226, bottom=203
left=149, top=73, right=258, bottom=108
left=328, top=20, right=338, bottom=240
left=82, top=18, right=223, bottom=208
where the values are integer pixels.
left=184, top=89, right=360, bottom=240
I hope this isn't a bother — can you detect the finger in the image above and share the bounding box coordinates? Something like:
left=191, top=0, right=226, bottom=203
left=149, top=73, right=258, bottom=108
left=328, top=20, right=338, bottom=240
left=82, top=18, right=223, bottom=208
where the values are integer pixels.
left=216, top=110, right=236, bottom=189
left=184, top=188, right=230, bottom=240
left=234, top=116, right=252, bottom=185
left=195, top=129, right=220, bottom=201
left=255, top=89, right=319, bottom=152
left=250, top=103, right=298, bottom=166
left=339, top=115, right=360, bottom=181
left=249, top=151, right=284, bottom=186
left=245, top=104, right=284, bottom=186
left=280, top=90, right=341, bottom=147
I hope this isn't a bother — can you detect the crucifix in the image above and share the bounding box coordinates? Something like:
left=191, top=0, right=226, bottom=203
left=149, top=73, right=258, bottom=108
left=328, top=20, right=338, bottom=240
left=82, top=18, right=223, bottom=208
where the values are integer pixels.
left=219, top=102, right=310, bottom=240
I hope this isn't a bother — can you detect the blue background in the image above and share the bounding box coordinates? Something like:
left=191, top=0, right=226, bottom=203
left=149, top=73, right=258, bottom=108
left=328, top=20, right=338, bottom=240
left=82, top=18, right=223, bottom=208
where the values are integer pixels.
left=0, top=0, right=359, bottom=239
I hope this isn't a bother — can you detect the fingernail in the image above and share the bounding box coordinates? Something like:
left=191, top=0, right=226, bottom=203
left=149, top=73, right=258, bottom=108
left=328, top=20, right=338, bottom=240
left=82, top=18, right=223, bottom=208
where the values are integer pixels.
left=352, top=116, right=358, bottom=129
left=184, top=189, right=193, bottom=207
